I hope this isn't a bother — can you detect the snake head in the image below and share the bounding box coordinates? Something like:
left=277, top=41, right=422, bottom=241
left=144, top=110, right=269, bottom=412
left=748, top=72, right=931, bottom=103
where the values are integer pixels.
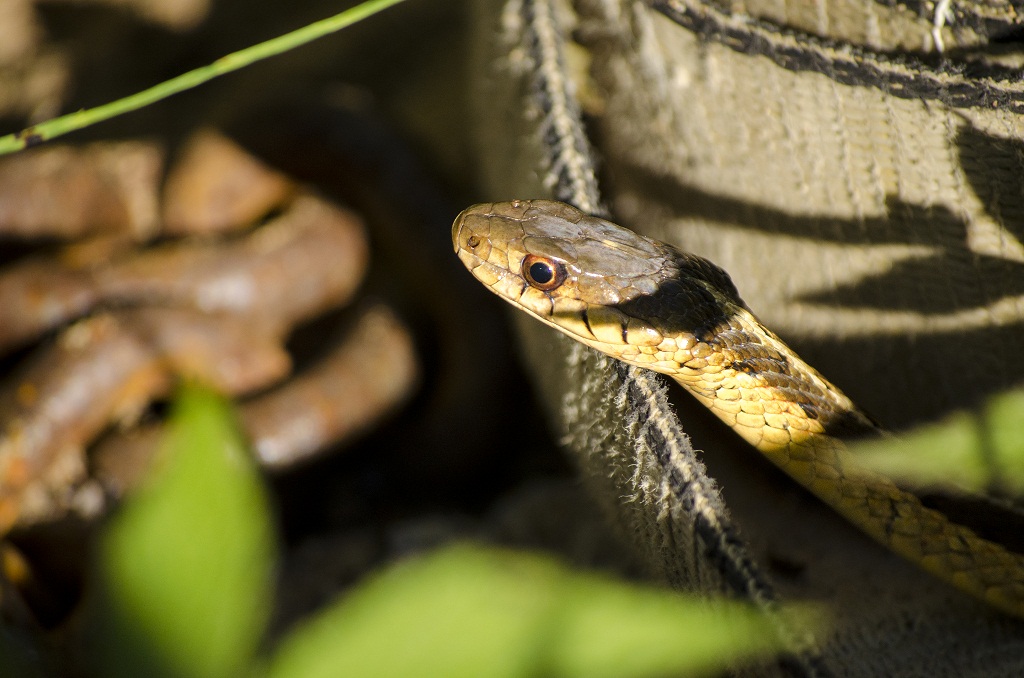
left=452, top=199, right=715, bottom=368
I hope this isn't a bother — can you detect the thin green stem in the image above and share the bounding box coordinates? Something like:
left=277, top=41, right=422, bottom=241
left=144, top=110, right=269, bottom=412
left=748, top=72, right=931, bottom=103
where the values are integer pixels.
left=0, top=0, right=408, bottom=155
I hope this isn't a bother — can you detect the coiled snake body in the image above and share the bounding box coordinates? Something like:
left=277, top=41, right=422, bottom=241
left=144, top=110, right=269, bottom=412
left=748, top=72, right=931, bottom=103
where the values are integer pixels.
left=452, top=199, right=1024, bottom=617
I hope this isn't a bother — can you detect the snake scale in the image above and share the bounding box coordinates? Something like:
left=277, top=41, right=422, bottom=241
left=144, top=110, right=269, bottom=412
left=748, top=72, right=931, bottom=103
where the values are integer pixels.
left=452, top=199, right=1024, bottom=618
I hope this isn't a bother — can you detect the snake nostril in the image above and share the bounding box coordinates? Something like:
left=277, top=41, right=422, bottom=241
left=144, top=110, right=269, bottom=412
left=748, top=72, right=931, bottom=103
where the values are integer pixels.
left=466, top=235, right=480, bottom=249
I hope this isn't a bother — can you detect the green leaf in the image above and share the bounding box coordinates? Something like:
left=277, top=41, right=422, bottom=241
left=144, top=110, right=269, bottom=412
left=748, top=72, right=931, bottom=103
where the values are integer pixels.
left=983, top=389, right=1024, bottom=491
left=91, top=384, right=275, bottom=678
left=268, top=544, right=820, bottom=678
left=851, top=387, right=1024, bottom=494
left=547, top=575, right=810, bottom=678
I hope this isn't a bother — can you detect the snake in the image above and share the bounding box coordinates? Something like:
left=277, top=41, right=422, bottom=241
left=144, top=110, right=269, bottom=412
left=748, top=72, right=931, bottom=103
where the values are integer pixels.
left=452, top=198, right=1024, bottom=618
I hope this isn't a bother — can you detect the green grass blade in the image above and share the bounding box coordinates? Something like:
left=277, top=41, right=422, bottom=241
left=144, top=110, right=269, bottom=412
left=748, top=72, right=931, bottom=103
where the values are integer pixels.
left=0, top=0, right=408, bottom=155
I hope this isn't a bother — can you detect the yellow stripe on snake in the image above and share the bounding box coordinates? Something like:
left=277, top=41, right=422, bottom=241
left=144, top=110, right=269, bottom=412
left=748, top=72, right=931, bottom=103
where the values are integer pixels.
left=452, top=199, right=1024, bottom=618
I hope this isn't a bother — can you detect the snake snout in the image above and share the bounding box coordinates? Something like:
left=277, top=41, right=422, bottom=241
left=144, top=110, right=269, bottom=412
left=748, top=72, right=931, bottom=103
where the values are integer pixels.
left=451, top=210, right=468, bottom=253
left=451, top=203, right=496, bottom=254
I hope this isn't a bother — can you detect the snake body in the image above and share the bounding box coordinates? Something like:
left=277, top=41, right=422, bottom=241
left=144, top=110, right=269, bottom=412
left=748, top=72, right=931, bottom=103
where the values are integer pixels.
left=452, top=199, right=1024, bottom=617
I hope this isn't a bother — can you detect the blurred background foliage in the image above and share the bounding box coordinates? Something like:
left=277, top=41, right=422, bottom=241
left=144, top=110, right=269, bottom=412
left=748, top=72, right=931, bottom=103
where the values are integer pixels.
left=78, top=385, right=819, bottom=677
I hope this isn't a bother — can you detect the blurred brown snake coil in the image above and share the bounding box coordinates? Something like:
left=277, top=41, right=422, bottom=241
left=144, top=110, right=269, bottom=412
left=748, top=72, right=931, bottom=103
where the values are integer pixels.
left=452, top=199, right=1024, bottom=618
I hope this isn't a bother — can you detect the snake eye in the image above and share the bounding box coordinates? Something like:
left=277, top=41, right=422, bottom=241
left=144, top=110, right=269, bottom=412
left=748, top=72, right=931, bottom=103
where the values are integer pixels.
left=522, top=255, right=565, bottom=291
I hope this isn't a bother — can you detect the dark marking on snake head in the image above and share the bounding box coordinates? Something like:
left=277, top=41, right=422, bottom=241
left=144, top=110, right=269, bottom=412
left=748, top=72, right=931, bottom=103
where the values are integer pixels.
left=618, top=275, right=734, bottom=347
left=580, top=307, right=594, bottom=337
left=675, top=252, right=745, bottom=305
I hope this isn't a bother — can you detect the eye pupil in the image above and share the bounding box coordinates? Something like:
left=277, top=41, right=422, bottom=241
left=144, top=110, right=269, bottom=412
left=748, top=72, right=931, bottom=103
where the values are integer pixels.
left=522, top=255, right=564, bottom=290
left=529, top=261, right=554, bottom=284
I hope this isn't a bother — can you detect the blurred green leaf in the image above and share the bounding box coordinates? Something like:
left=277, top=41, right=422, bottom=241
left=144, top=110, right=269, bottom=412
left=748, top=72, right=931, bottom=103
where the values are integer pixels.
left=547, top=574, right=811, bottom=678
left=92, top=384, right=275, bottom=678
left=851, top=387, right=1024, bottom=494
left=268, top=544, right=820, bottom=678
left=985, top=389, right=1024, bottom=490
